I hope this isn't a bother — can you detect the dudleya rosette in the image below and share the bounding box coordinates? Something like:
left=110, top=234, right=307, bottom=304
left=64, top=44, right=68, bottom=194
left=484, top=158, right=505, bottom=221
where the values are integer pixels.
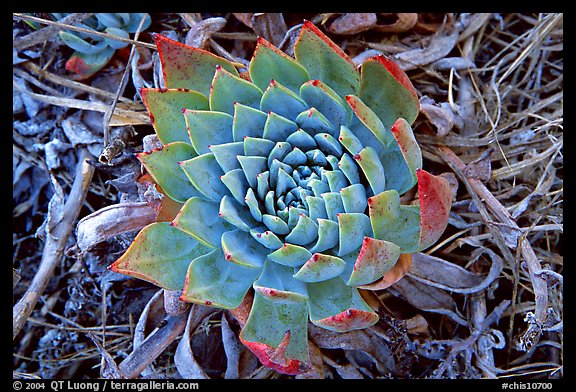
left=110, top=21, right=452, bottom=375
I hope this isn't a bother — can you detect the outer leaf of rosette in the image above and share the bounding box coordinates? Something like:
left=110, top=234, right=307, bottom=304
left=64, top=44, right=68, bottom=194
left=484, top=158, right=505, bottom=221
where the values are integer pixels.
left=136, top=142, right=201, bottom=203
left=368, top=189, right=421, bottom=253
left=109, top=222, right=212, bottom=291
left=248, top=37, right=310, bottom=94
left=299, top=80, right=351, bottom=129
left=240, top=261, right=310, bottom=375
left=209, top=65, right=263, bottom=115
left=346, top=237, right=401, bottom=286
left=178, top=153, right=229, bottom=202
left=153, top=33, right=239, bottom=96
left=183, top=109, right=234, bottom=155
left=181, top=249, right=261, bottom=309
left=358, top=54, right=419, bottom=129
left=140, top=88, right=209, bottom=144
left=306, top=276, right=378, bottom=332
left=221, top=229, right=269, bottom=269
left=171, top=197, right=234, bottom=248
left=294, top=21, right=360, bottom=98
left=232, top=103, right=268, bottom=141
left=416, top=169, right=452, bottom=251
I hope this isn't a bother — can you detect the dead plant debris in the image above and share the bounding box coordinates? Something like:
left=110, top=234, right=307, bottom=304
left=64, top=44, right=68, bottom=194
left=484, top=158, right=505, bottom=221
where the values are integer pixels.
left=13, top=12, right=562, bottom=380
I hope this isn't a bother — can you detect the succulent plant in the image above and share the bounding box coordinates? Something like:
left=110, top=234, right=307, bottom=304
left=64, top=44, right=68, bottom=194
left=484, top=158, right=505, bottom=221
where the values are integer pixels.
left=54, top=13, right=151, bottom=76
left=110, top=21, right=452, bottom=375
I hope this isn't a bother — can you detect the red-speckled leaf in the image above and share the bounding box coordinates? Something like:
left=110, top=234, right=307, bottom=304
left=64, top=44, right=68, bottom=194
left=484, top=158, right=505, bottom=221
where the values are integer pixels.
left=249, top=37, right=310, bottom=94
left=307, top=277, right=379, bottom=332
left=416, top=169, right=452, bottom=251
left=240, top=262, right=310, bottom=375
left=209, top=65, right=263, bottom=115
left=109, top=222, right=212, bottom=291
left=293, top=253, right=346, bottom=283
left=347, top=237, right=401, bottom=286
left=359, top=253, right=412, bottom=290
left=389, top=118, right=422, bottom=186
left=136, top=142, right=202, bottom=203
left=154, top=33, right=239, bottom=96
left=358, top=55, right=419, bottom=128
left=140, top=88, right=209, bottom=144
left=294, top=21, right=360, bottom=98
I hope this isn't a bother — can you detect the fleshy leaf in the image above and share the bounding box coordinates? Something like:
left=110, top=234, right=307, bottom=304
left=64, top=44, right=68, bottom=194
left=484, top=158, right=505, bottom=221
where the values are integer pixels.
left=249, top=37, right=310, bottom=94
left=220, top=169, right=250, bottom=206
left=140, top=88, right=209, bottom=144
left=306, top=277, right=378, bottom=332
left=154, top=33, right=238, bottom=95
left=385, top=118, right=422, bottom=193
left=345, top=94, right=389, bottom=153
left=368, top=190, right=421, bottom=253
left=181, top=249, right=260, bottom=308
left=110, top=222, right=212, bottom=291
left=237, top=155, right=268, bottom=189
left=416, top=169, right=452, bottom=251
left=309, top=218, right=339, bottom=253
left=295, top=107, right=336, bottom=136
left=183, top=109, right=234, bottom=155
left=263, top=113, right=299, bottom=144
left=337, top=213, right=372, bottom=256
left=338, top=153, right=361, bottom=185
left=221, top=229, right=268, bottom=268
left=358, top=54, right=419, bottom=128
left=285, top=213, right=318, bottom=246
left=340, top=183, right=367, bottom=213
left=245, top=187, right=263, bottom=222
left=136, top=142, right=200, bottom=203
left=299, top=80, right=350, bottom=129
left=250, top=226, right=284, bottom=250
left=268, top=243, right=313, bottom=267
left=209, top=141, right=244, bottom=172
left=171, top=197, right=234, bottom=248
left=233, top=103, right=267, bottom=141
left=353, top=147, right=386, bottom=196
left=179, top=153, right=229, bottom=201
left=261, top=81, right=308, bottom=123
left=294, top=21, right=360, bottom=98
left=219, top=195, right=258, bottom=232
left=241, top=262, right=310, bottom=374
left=210, top=65, right=263, bottom=115
left=347, top=237, right=401, bottom=286
left=293, top=253, right=346, bottom=282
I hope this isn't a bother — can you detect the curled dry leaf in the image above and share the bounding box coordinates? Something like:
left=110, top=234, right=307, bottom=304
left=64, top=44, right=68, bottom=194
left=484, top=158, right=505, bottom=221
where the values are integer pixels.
left=393, top=28, right=459, bottom=71
left=175, top=307, right=210, bottom=379
left=221, top=313, right=242, bottom=379
left=408, top=250, right=503, bottom=294
left=328, top=13, right=377, bottom=35
left=75, top=202, right=157, bottom=252
left=419, top=96, right=458, bottom=137
left=374, top=13, right=418, bottom=33
left=391, top=275, right=468, bottom=326
left=462, top=148, right=494, bottom=182
left=251, top=13, right=288, bottom=47
left=164, top=289, right=189, bottom=316
left=185, top=17, right=227, bottom=49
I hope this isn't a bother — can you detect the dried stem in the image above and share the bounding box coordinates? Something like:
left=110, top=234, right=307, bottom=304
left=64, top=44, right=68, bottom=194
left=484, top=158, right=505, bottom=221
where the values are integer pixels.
left=13, top=148, right=94, bottom=339
left=434, top=145, right=549, bottom=334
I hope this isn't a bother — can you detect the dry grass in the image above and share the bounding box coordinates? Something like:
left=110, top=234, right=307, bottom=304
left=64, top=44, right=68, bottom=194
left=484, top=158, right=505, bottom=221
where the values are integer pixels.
left=13, top=13, right=562, bottom=380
